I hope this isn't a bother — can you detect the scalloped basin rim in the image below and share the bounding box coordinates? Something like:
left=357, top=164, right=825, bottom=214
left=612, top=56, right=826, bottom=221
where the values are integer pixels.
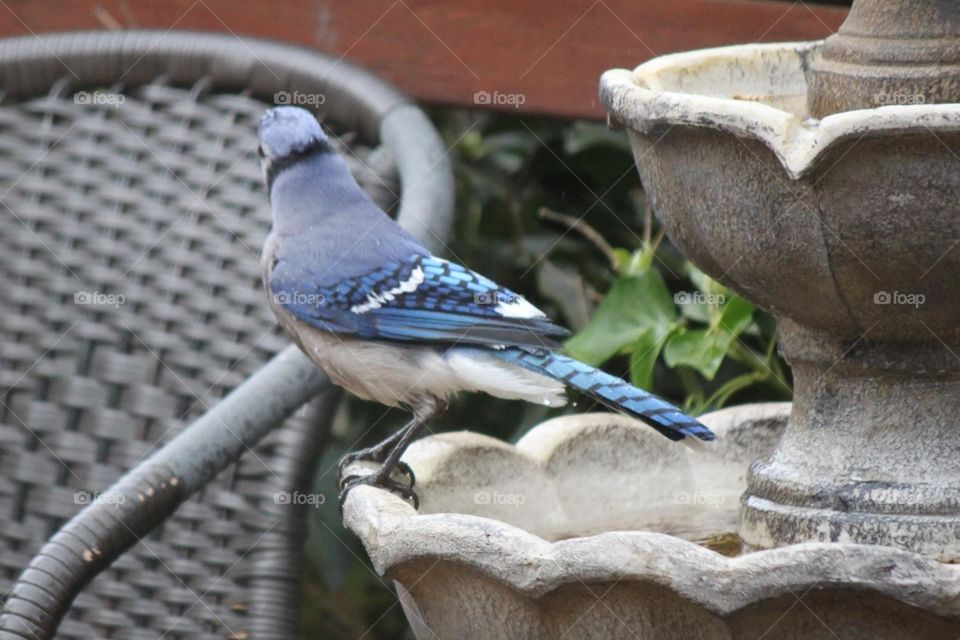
left=344, top=486, right=960, bottom=617
left=600, top=41, right=960, bottom=179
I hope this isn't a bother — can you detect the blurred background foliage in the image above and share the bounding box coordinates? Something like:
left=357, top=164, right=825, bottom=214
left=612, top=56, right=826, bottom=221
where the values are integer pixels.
left=300, top=109, right=792, bottom=638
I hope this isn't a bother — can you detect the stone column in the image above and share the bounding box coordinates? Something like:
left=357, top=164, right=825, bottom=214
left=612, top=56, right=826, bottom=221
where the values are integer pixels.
left=741, top=320, right=960, bottom=559
left=807, top=0, right=960, bottom=116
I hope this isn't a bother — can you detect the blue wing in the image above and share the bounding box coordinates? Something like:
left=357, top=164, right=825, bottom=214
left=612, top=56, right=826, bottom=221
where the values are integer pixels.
left=270, top=254, right=570, bottom=349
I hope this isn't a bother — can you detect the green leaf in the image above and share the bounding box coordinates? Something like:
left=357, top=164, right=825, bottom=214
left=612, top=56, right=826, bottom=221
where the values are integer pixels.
left=565, top=269, right=677, bottom=366
left=663, top=327, right=729, bottom=380
left=685, top=263, right=730, bottom=297
left=714, top=296, right=755, bottom=334
left=629, top=327, right=668, bottom=390
left=625, top=248, right=654, bottom=275
left=458, top=129, right=485, bottom=158
left=665, top=296, right=756, bottom=380
left=685, top=263, right=713, bottom=294
left=610, top=248, right=650, bottom=276
left=612, top=248, right=632, bottom=275
left=676, top=298, right=712, bottom=324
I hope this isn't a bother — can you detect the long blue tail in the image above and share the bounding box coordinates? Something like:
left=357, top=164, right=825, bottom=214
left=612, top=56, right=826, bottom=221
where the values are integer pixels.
left=490, top=349, right=716, bottom=442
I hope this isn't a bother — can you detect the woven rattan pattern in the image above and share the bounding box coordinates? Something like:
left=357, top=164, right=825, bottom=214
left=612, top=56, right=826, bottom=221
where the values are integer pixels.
left=0, top=80, right=396, bottom=638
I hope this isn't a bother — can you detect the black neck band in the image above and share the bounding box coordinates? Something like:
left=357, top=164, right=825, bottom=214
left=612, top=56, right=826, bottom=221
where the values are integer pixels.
left=266, top=137, right=334, bottom=192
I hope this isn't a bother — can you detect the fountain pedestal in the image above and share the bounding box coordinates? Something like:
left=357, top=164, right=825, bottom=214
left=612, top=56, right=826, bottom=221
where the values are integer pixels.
left=745, top=320, right=960, bottom=555
left=601, top=0, right=960, bottom=556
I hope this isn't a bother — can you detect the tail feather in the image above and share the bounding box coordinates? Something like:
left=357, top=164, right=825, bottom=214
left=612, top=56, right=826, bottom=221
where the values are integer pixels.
left=491, top=349, right=716, bottom=442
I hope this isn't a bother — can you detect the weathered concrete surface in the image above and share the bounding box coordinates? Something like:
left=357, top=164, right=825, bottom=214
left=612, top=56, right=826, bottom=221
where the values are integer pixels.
left=343, top=407, right=960, bottom=639
left=807, top=0, right=960, bottom=116
left=601, top=41, right=960, bottom=559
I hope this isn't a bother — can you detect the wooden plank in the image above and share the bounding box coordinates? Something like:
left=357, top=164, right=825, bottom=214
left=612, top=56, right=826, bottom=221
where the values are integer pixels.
left=319, top=0, right=847, bottom=119
left=0, top=0, right=318, bottom=48
left=0, top=0, right=847, bottom=119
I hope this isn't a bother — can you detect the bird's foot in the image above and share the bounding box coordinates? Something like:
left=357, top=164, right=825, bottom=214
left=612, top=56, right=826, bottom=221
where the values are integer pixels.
left=337, top=446, right=415, bottom=487
left=337, top=398, right=439, bottom=512
left=338, top=465, right=418, bottom=510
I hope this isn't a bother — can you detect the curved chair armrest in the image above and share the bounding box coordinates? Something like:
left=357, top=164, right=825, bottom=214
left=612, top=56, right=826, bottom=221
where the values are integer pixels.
left=0, top=30, right=454, bottom=640
left=0, top=120, right=453, bottom=638
left=0, top=347, right=330, bottom=640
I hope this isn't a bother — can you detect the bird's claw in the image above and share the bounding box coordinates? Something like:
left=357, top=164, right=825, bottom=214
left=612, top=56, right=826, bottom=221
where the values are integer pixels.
left=338, top=471, right=419, bottom=510
left=393, top=461, right=416, bottom=486
left=336, top=406, right=434, bottom=512
left=336, top=438, right=415, bottom=479
left=337, top=457, right=415, bottom=488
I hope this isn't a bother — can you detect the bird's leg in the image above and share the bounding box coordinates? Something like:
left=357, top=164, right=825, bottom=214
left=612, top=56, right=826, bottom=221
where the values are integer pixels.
left=336, top=427, right=413, bottom=481
left=339, top=397, right=440, bottom=509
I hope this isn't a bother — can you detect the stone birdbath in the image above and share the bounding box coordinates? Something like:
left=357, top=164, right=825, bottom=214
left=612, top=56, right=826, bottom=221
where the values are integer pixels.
left=343, top=1, right=960, bottom=637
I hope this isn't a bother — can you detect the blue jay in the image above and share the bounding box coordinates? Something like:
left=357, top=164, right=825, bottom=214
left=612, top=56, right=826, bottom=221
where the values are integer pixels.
left=258, top=107, right=715, bottom=506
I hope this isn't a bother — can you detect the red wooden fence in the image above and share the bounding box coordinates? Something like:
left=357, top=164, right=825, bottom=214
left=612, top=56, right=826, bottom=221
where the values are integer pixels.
left=0, top=0, right=847, bottom=119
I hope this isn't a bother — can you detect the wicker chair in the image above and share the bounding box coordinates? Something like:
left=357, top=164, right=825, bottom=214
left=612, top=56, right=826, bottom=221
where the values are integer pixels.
left=0, top=31, right=453, bottom=640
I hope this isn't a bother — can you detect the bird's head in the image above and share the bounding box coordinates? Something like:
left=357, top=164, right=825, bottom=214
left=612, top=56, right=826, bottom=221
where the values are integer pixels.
left=257, top=106, right=331, bottom=183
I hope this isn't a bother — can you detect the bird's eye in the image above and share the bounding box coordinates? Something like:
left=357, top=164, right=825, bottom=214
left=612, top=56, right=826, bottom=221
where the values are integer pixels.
left=257, top=145, right=265, bottom=159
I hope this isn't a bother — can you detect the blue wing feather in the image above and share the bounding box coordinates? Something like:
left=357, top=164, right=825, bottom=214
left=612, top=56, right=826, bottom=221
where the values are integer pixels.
left=270, top=254, right=570, bottom=348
